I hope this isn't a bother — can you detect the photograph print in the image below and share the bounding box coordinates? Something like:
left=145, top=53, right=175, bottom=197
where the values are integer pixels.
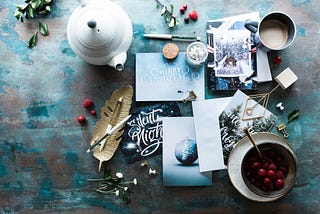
left=206, top=20, right=258, bottom=91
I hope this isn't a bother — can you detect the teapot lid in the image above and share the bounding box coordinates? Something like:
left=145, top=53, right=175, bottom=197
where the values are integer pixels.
left=67, top=0, right=133, bottom=64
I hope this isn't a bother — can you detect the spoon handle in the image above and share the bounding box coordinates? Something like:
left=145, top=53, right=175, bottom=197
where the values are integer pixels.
left=243, top=127, right=263, bottom=159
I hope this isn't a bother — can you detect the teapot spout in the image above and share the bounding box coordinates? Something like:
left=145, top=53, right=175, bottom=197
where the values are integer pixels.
left=108, top=52, right=127, bottom=71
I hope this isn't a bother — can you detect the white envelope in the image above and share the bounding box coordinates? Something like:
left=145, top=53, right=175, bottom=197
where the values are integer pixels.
left=192, top=97, right=232, bottom=172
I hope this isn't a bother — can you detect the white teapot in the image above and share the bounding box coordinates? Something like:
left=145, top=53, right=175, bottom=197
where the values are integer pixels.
left=67, top=0, right=133, bottom=71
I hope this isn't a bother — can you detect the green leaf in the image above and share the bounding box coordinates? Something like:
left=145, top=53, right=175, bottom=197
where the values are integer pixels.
left=103, top=169, right=111, bottom=179
left=38, top=10, right=47, bottom=15
left=14, top=10, right=23, bottom=20
left=288, top=109, right=300, bottom=123
left=169, top=3, right=174, bottom=13
left=122, top=192, right=130, bottom=204
left=28, top=31, right=38, bottom=48
left=15, top=4, right=28, bottom=11
left=39, top=21, right=49, bottom=36
left=31, top=0, right=41, bottom=9
left=168, top=17, right=175, bottom=28
left=27, top=6, right=34, bottom=18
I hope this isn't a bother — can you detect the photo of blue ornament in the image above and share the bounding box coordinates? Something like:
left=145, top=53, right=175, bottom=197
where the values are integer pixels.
left=175, top=137, right=198, bottom=165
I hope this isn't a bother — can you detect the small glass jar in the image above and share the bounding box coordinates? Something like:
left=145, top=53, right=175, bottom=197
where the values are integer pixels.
left=186, top=42, right=208, bottom=67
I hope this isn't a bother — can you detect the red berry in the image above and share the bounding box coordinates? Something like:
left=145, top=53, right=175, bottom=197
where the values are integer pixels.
left=182, top=4, right=188, bottom=10
left=268, top=163, right=277, bottom=171
left=258, top=168, right=267, bottom=177
left=275, top=170, right=284, bottom=179
left=188, top=10, right=198, bottom=21
left=83, top=98, right=94, bottom=109
left=251, top=161, right=261, bottom=169
left=179, top=7, right=185, bottom=14
left=273, top=56, right=282, bottom=65
left=77, top=115, right=86, bottom=123
left=184, top=16, right=190, bottom=23
left=267, top=170, right=276, bottom=179
left=90, top=110, right=96, bottom=115
left=263, top=177, right=272, bottom=185
left=275, top=178, right=285, bottom=189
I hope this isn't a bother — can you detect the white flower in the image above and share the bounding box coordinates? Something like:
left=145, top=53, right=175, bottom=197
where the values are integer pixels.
left=149, top=168, right=157, bottom=175
left=114, top=190, right=120, bottom=196
left=133, top=178, right=138, bottom=185
left=116, top=172, right=123, bottom=179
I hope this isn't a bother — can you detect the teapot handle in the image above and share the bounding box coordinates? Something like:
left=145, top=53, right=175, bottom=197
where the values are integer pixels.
left=78, top=0, right=87, bottom=7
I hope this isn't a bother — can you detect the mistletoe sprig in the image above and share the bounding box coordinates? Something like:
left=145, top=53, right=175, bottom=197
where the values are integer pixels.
left=14, top=0, right=53, bottom=22
left=155, top=0, right=179, bottom=28
left=14, top=0, right=52, bottom=48
left=88, top=169, right=138, bottom=204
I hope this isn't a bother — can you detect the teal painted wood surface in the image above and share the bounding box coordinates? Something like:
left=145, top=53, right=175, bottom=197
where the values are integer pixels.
left=0, top=0, right=319, bottom=213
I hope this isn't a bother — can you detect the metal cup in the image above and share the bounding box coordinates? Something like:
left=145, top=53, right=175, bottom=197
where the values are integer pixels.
left=245, top=11, right=296, bottom=52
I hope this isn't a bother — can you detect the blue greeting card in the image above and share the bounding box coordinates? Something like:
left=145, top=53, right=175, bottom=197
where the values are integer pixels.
left=135, top=52, right=204, bottom=101
left=162, top=117, right=212, bottom=186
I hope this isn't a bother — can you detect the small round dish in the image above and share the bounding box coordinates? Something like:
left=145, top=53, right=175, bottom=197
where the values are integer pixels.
left=227, top=132, right=297, bottom=202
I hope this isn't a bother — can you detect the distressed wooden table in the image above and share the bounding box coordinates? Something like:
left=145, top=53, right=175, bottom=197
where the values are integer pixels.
left=0, top=0, right=319, bottom=213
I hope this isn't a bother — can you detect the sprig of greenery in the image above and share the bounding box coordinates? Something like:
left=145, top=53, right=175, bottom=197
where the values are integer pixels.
left=155, top=0, right=179, bottom=28
left=14, top=0, right=52, bottom=48
left=14, top=0, right=53, bottom=22
left=288, top=109, right=300, bottom=123
left=88, top=169, right=138, bottom=204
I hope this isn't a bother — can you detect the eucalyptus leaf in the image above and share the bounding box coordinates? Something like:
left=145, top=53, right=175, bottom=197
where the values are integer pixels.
left=288, top=109, right=300, bottom=123
left=39, top=21, right=49, bottom=35
left=28, top=31, right=38, bottom=48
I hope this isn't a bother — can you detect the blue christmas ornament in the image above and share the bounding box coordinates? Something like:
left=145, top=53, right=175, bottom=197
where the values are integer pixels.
left=175, top=137, right=198, bottom=165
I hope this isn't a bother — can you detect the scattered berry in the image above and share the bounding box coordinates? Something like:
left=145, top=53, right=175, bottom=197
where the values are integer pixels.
left=188, top=10, right=198, bottom=21
left=184, top=16, right=190, bottom=23
left=77, top=115, right=86, bottom=123
left=179, top=7, right=185, bottom=14
left=182, top=4, right=188, bottom=10
left=83, top=98, right=94, bottom=109
left=273, top=56, right=282, bottom=64
left=90, top=110, right=96, bottom=115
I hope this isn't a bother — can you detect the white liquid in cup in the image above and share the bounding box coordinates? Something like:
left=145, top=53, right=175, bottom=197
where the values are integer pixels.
left=259, top=20, right=289, bottom=50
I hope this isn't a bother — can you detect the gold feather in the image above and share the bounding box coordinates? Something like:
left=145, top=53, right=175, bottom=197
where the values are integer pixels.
left=90, top=85, right=133, bottom=171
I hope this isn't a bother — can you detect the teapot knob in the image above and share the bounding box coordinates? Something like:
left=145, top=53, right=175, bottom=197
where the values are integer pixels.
left=87, top=20, right=97, bottom=29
